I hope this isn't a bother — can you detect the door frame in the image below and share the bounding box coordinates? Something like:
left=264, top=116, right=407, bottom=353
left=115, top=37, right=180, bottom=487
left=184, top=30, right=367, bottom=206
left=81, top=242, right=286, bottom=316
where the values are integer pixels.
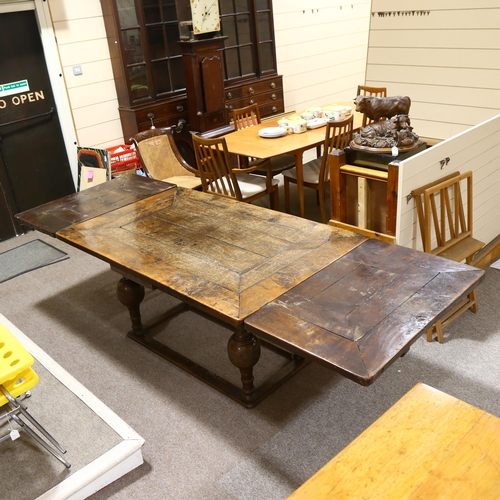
left=0, top=0, right=78, bottom=187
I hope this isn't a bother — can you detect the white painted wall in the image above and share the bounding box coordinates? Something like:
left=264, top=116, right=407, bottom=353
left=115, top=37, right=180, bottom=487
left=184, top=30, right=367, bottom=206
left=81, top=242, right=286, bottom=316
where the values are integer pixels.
left=47, top=0, right=123, bottom=149
left=273, top=0, right=371, bottom=112
left=396, top=114, right=500, bottom=249
left=366, top=1, right=500, bottom=140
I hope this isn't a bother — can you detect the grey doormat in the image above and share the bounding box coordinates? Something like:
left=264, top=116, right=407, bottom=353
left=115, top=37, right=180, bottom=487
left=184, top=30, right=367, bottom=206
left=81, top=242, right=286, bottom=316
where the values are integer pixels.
left=0, top=239, right=68, bottom=284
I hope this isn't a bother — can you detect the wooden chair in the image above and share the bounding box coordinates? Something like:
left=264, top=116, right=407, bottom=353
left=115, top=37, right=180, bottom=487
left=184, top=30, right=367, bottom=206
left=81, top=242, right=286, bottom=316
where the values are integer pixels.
left=411, top=171, right=484, bottom=342
left=131, top=127, right=202, bottom=189
left=192, top=134, right=280, bottom=209
left=356, top=85, right=387, bottom=127
left=232, top=104, right=295, bottom=177
left=283, top=116, right=353, bottom=223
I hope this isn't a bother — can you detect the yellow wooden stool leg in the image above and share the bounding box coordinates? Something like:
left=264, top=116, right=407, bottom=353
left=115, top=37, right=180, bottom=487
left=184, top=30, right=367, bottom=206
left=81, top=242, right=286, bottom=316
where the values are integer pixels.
left=435, top=320, right=444, bottom=343
left=426, top=325, right=435, bottom=342
left=468, top=290, right=479, bottom=313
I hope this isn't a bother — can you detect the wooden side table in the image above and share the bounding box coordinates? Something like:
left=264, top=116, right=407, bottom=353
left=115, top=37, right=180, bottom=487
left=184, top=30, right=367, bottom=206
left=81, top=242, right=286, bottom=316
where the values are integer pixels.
left=287, top=383, right=500, bottom=499
left=329, top=150, right=398, bottom=239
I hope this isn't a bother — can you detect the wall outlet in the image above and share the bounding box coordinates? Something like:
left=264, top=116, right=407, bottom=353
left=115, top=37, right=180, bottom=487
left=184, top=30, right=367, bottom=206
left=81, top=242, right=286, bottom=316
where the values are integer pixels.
left=73, top=65, right=83, bottom=76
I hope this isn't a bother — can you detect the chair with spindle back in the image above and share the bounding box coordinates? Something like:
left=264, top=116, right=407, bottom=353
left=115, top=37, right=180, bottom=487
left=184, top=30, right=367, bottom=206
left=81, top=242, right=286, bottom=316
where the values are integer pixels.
left=192, top=134, right=280, bottom=209
left=283, top=115, right=353, bottom=223
left=232, top=103, right=295, bottom=178
left=356, top=85, right=387, bottom=127
left=411, top=171, right=484, bottom=342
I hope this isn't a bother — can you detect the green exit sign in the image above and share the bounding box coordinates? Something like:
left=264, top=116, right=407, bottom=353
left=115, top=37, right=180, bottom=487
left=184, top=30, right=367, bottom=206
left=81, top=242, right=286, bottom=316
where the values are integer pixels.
left=0, top=80, right=30, bottom=97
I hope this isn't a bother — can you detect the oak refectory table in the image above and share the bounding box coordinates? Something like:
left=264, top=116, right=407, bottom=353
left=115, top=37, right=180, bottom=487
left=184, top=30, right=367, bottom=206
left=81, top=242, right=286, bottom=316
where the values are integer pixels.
left=16, top=175, right=484, bottom=407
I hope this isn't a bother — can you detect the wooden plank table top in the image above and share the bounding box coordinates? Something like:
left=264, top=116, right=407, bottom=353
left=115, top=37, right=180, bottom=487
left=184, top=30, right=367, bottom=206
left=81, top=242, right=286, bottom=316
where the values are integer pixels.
left=245, top=239, right=484, bottom=385
left=287, top=383, right=500, bottom=499
left=224, top=102, right=364, bottom=218
left=55, top=187, right=366, bottom=324
left=14, top=178, right=485, bottom=406
left=16, top=174, right=175, bottom=237
left=49, top=185, right=366, bottom=406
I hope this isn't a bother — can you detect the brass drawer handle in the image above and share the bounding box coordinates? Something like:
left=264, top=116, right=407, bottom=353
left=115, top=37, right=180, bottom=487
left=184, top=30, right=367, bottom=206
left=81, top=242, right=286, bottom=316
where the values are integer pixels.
left=249, top=99, right=255, bottom=105
left=227, top=92, right=233, bottom=99
left=176, top=105, right=184, bottom=112
left=272, top=106, right=278, bottom=113
left=271, top=93, right=277, bottom=101
left=270, top=82, right=276, bottom=89
left=248, top=87, right=255, bottom=95
left=227, top=105, right=233, bottom=112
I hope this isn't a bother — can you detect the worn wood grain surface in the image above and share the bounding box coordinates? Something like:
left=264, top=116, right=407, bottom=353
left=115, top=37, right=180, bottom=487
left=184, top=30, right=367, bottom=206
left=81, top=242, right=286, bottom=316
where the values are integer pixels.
left=16, top=175, right=175, bottom=237
left=245, top=239, right=485, bottom=385
left=56, top=187, right=367, bottom=324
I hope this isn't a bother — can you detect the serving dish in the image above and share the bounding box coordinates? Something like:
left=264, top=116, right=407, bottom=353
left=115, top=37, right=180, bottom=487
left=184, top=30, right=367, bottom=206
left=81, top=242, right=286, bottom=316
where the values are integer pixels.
left=307, top=118, right=329, bottom=129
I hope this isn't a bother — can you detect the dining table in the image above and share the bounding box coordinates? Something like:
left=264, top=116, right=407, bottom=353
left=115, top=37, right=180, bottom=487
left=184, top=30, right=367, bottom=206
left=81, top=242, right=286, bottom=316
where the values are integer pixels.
left=15, top=176, right=484, bottom=408
left=224, top=102, right=364, bottom=218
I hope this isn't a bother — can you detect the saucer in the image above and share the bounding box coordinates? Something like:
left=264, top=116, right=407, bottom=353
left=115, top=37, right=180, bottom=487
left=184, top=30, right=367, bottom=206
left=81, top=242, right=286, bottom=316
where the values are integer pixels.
left=258, top=127, right=287, bottom=138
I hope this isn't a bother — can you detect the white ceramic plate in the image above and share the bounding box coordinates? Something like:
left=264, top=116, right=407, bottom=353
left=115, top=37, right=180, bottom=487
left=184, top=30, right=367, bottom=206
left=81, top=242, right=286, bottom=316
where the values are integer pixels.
left=307, top=118, right=329, bottom=129
left=258, top=127, right=287, bottom=138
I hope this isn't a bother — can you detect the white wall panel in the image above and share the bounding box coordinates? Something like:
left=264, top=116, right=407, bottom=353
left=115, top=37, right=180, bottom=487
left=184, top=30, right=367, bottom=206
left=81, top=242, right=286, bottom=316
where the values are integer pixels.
left=72, top=100, right=121, bottom=130
left=52, top=18, right=107, bottom=44
left=367, top=47, right=500, bottom=71
left=364, top=82, right=500, bottom=110
left=63, top=60, right=115, bottom=89
left=76, top=120, right=124, bottom=149
left=366, top=65, right=500, bottom=90
left=48, top=0, right=103, bottom=21
left=396, top=115, right=500, bottom=251
left=368, top=29, right=500, bottom=50
left=370, top=9, right=500, bottom=30
left=274, top=1, right=371, bottom=113
left=57, top=39, right=112, bottom=66
left=372, top=0, right=500, bottom=12
left=68, top=80, right=119, bottom=109
left=366, top=3, right=500, bottom=140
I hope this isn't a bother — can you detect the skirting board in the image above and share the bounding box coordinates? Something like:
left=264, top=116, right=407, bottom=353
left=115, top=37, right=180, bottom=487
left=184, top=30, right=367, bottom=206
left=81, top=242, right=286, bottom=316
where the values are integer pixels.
left=0, top=313, right=145, bottom=500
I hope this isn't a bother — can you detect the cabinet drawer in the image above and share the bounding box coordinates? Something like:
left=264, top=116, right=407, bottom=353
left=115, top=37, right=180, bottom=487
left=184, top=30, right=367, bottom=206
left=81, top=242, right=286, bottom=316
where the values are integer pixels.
left=138, top=112, right=189, bottom=132
left=135, top=99, right=188, bottom=123
left=242, top=88, right=283, bottom=108
left=225, top=88, right=242, bottom=101
left=240, top=77, right=282, bottom=97
left=225, top=98, right=243, bottom=115
left=259, top=100, right=284, bottom=119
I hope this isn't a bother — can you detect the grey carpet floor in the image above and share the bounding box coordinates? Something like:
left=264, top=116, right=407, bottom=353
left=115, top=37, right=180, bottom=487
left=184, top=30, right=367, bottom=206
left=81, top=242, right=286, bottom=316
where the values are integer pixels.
left=0, top=238, right=68, bottom=283
left=0, top=183, right=499, bottom=499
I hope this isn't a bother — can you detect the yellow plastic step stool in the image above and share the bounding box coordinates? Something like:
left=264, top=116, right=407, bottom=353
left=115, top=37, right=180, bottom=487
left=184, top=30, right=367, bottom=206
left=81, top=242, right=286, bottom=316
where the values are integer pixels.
left=0, top=324, right=70, bottom=467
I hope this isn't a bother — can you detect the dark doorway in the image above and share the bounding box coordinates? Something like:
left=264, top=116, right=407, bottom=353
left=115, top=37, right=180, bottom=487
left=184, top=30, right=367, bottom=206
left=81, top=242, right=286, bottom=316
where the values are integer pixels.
left=0, top=10, right=75, bottom=241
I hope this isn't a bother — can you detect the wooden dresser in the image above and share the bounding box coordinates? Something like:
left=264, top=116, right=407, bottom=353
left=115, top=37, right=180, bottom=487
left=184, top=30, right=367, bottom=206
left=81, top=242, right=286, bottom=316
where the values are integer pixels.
left=224, top=74, right=285, bottom=122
